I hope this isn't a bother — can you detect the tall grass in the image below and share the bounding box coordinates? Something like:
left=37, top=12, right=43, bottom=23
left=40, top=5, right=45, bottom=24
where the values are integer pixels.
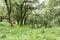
left=0, top=22, right=60, bottom=40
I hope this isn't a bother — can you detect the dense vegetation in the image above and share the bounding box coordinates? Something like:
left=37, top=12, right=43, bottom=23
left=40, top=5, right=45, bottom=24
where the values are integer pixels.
left=0, top=0, right=60, bottom=27
left=0, top=22, right=60, bottom=40
left=0, top=0, right=60, bottom=40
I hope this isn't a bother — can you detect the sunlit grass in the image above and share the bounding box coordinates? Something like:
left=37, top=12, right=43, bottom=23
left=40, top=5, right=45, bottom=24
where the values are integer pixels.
left=0, top=22, right=60, bottom=40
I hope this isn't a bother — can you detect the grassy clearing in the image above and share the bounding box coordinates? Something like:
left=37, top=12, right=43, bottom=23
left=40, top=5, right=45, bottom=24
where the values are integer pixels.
left=0, top=22, right=60, bottom=40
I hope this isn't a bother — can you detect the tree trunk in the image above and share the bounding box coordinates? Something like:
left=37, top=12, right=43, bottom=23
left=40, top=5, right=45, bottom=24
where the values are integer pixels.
left=0, top=16, right=2, bottom=22
left=20, top=19, right=23, bottom=25
left=4, top=0, right=13, bottom=27
left=8, top=15, right=13, bottom=27
left=17, top=20, right=19, bottom=25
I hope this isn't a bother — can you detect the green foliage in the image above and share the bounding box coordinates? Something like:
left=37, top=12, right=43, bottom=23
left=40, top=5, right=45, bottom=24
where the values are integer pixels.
left=0, top=0, right=60, bottom=40
left=0, top=0, right=60, bottom=27
left=0, top=23, right=60, bottom=40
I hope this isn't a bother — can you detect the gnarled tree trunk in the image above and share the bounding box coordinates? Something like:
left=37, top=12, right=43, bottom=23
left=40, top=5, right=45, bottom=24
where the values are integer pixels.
left=4, top=0, right=13, bottom=27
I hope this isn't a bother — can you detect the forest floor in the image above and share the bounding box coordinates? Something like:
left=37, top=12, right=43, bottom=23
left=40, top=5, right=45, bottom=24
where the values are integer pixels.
left=0, top=22, right=60, bottom=40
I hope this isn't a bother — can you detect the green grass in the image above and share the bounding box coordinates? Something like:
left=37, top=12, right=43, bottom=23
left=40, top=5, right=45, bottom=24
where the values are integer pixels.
left=0, top=22, right=60, bottom=40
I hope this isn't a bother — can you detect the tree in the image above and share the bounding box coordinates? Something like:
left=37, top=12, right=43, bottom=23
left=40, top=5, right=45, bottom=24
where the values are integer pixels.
left=4, top=0, right=13, bottom=27
left=12, top=0, right=39, bottom=25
